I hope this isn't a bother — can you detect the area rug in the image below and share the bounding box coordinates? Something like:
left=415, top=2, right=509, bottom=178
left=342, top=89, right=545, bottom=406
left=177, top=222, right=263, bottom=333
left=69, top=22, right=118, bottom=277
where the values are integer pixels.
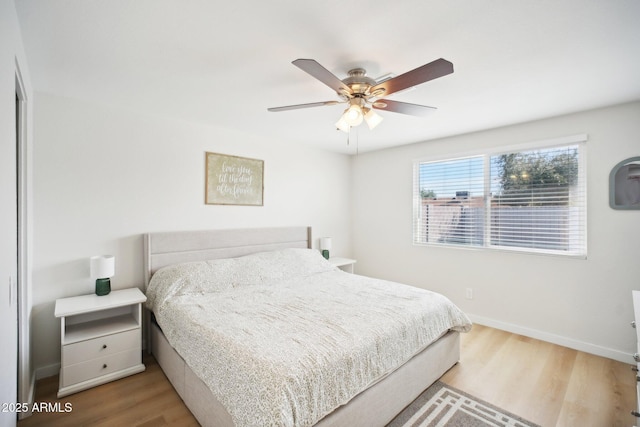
left=386, top=381, right=541, bottom=427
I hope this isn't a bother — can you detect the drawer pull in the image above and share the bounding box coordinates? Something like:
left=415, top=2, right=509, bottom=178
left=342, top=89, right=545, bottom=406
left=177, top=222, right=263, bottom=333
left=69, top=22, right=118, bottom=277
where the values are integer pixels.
left=634, top=353, right=640, bottom=362
left=632, top=410, right=640, bottom=418
left=102, top=364, right=107, bottom=369
left=632, top=321, right=637, bottom=328
left=102, top=344, right=107, bottom=349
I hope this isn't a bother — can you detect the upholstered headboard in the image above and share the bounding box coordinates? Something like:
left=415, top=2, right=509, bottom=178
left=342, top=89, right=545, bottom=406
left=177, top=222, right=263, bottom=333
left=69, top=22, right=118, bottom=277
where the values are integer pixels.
left=143, top=226, right=312, bottom=289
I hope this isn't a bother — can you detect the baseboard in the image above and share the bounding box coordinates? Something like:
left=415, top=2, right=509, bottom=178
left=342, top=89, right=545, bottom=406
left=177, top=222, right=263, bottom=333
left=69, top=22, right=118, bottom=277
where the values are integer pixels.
left=468, top=314, right=634, bottom=364
left=35, top=363, right=60, bottom=380
left=17, top=372, right=36, bottom=420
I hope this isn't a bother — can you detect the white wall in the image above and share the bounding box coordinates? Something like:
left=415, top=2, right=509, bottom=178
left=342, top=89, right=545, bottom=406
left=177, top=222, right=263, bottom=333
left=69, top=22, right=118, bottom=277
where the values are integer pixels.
left=28, top=89, right=640, bottom=374
left=31, top=92, right=352, bottom=376
left=352, top=101, right=640, bottom=362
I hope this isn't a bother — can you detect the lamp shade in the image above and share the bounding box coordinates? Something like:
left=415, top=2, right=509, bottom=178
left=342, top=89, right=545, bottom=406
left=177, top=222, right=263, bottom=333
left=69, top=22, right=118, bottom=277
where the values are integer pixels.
left=335, top=117, right=350, bottom=133
left=364, top=108, right=383, bottom=130
left=343, top=105, right=363, bottom=126
left=319, top=237, right=332, bottom=250
left=90, top=255, right=115, bottom=279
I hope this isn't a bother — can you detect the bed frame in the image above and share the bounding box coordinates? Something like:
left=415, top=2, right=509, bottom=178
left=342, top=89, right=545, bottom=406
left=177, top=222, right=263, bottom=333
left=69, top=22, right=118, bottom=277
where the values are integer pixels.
left=143, top=226, right=460, bottom=427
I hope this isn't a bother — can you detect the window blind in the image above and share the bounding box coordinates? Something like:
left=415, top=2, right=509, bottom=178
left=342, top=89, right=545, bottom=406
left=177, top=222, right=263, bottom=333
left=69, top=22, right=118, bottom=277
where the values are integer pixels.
left=413, top=139, right=587, bottom=257
left=413, top=156, right=486, bottom=247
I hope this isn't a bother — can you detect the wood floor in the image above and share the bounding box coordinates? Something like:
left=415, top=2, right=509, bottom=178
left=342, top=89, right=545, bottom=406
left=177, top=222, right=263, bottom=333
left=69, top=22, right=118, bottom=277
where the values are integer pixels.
left=441, top=325, right=637, bottom=426
left=17, top=353, right=198, bottom=427
left=18, top=324, right=637, bottom=427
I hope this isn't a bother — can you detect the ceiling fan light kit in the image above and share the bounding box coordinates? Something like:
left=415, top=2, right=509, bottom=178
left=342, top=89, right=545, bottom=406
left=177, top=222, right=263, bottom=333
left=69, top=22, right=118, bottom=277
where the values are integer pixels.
left=268, top=57, right=454, bottom=134
left=335, top=103, right=383, bottom=133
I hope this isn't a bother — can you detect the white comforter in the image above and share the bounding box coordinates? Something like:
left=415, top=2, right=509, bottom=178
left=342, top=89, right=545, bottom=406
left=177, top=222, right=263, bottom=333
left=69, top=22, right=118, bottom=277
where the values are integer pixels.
left=146, top=248, right=471, bottom=427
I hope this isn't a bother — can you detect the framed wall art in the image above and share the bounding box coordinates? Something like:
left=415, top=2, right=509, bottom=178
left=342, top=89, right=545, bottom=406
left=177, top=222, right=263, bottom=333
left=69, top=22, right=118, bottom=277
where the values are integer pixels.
left=205, top=152, right=264, bottom=206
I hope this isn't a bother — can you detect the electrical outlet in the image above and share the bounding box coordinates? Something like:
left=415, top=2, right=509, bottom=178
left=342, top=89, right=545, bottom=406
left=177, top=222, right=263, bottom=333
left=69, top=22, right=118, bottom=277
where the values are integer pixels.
left=465, top=288, right=473, bottom=300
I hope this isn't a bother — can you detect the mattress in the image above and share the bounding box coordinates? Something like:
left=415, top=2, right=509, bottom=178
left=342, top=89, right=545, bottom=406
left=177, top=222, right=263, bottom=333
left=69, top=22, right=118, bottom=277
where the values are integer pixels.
left=146, top=248, right=471, bottom=427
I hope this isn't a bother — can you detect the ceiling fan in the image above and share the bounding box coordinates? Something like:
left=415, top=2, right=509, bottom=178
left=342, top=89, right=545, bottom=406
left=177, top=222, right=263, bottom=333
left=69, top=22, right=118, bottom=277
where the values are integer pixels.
left=267, top=58, right=453, bottom=132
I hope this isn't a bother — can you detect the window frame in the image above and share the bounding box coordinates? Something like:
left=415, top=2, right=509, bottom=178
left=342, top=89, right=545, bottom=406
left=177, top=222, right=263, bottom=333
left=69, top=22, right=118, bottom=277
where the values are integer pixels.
left=412, top=134, right=588, bottom=258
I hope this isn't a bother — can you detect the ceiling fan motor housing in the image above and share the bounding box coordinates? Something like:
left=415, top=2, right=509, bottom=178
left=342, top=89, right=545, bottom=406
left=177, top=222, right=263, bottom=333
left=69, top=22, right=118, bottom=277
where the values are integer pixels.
left=342, top=68, right=377, bottom=97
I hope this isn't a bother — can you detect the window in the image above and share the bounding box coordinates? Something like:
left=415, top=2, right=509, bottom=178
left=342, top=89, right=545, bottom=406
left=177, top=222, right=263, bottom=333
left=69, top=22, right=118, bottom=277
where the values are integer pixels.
left=413, top=135, right=587, bottom=257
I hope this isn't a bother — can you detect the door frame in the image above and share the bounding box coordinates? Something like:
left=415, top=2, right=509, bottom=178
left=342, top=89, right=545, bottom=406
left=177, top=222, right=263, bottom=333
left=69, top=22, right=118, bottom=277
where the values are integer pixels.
left=15, top=59, right=32, bottom=417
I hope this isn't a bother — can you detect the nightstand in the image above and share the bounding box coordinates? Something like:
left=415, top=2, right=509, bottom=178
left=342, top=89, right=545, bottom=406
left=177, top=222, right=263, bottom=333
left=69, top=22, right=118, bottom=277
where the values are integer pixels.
left=54, top=287, right=147, bottom=397
left=329, top=257, right=357, bottom=273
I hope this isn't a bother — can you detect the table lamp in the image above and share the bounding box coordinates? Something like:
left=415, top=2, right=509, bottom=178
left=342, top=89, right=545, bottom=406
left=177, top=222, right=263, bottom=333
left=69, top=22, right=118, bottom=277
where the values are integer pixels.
left=320, top=237, right=332, bottom=260
left=90, top=255, right=115, bottom=296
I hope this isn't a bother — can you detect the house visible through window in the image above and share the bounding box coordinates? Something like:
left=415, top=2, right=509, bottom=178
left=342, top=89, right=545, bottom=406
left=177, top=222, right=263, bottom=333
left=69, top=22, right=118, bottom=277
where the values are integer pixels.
left=413, top=136, right=587, bottom=257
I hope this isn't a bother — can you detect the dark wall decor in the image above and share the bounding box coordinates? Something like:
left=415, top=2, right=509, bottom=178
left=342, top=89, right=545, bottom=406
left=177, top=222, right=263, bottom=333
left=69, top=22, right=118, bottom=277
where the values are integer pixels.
left=609, top=156, right=640, bottom=209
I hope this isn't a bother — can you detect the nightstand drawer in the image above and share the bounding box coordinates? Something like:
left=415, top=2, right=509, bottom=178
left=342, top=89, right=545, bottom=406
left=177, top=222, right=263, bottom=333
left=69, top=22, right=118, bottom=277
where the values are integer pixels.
left=62, top=329, right=140, bottom=367
left=61, top=348, right=141, bottom=387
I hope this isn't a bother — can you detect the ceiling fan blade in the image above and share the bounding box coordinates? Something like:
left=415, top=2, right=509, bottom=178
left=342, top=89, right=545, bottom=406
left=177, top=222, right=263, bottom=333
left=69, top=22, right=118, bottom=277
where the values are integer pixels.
left=292, top=59, right=353, bottom=95
left=370, top=58, right=453, bottom=97
left=267, top=100, right=340, bottom=112
left=372, top=99, right=437, bottom=117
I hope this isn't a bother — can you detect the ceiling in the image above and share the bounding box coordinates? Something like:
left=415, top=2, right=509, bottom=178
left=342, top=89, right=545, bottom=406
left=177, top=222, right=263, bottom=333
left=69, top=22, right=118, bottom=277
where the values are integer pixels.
left=15, top=0, right=640, bottom=154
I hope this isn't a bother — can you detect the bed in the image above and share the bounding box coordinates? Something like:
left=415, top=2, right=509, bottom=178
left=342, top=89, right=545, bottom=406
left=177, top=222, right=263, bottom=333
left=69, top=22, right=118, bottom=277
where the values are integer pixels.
left=143, top=226, right=471, bottom=427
